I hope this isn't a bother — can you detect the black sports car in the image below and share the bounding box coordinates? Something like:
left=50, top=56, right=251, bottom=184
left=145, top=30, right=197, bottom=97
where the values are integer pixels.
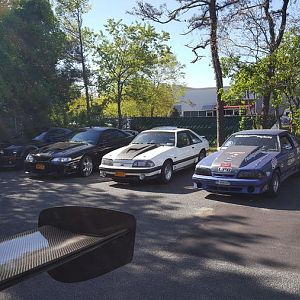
left=24, top=127, right=134, bottom=177
left=0, top=128, right=71, bottom=169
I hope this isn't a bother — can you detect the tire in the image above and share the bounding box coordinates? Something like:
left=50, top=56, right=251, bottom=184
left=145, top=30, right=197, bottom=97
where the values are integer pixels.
left=159, top=160, right=173, bottom=184
left=267, top=170, right=280, bottom=197
left=197, top=149, right=206, bottom=163
left=79, top=155, right=93, bottom=177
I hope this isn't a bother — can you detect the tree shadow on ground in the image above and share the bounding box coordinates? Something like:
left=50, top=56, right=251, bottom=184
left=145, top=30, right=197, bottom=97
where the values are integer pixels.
left=0, top=170, right=299, bottom=299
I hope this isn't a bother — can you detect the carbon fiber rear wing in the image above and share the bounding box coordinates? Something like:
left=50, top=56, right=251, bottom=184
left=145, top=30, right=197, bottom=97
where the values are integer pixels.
left=0, top=206, right=136, bottom=291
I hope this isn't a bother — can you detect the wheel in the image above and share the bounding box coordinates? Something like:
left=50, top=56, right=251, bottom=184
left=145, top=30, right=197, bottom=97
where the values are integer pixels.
left=79, top=155, right=93, bottom=177
left=267, top=170, right=280, bottom=197
left=197, top=149, right=206, bottom=163
left=159, top=160, right=173, bottom=184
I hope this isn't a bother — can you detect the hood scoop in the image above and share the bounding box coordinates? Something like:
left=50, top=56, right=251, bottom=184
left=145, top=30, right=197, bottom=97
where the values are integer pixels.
left=212, top=145, right=263, bottom=170
left=117, top=144, right=158, bottom=159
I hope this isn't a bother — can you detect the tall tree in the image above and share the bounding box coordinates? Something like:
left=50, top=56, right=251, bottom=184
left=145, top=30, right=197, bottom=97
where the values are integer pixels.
left=223, top=0, right=291, bottom=128
left=95, top=19, right=171, bottom=128
left=0, top=0, right=67, bottom=132
left=132, top=0, right=240, bottom=146
left=55, top=0, right=94, bottom=125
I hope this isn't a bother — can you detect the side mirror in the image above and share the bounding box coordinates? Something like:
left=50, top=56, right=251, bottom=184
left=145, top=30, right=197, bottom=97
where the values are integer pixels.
left=0, top=206, right=136, bottom=291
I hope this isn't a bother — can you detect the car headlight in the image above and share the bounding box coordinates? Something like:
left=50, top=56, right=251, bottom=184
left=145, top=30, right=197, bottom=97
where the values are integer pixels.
left=194, top=167, right=212, bottom=176
left=101, top=158, right=113, bottom=166
left=26, top=154, right=34, bottom=162
left=51, top=157, right=72, bottom=163
left=237, top=170, right=265, bottom=179
left=0, top=150, right=4, bottom=155
left=132, top=160, right=155, bottom=168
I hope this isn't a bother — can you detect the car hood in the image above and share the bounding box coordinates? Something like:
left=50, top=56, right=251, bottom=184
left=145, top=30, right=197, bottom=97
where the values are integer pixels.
left=210, top=145, right=275, bottom=171
left=1, top=145, right=26, bottom=155
left=35, top=142, right=93, bottom=157
left=105, top=143, right=174, bottom=161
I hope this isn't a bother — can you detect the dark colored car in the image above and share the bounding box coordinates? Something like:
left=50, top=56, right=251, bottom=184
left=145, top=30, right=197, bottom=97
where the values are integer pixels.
left=193, top=129, right=300, bottom=197
left=24, top=127, right=134, bottom=177
left=0, top=128, right=71, bottom=169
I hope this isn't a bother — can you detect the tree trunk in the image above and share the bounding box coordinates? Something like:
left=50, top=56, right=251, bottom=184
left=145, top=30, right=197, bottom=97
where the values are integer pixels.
left=77, top=11, right=90, bottom=126
left=117, top=96, right=122, bottom=129
left=261, top=93, right=271, bottom=128
left=209, top=0, right=225, bottom=147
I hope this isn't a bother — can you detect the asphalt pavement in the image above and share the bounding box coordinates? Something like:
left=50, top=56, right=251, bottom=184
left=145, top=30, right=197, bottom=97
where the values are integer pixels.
left=0, top=169, right=299, bottom=300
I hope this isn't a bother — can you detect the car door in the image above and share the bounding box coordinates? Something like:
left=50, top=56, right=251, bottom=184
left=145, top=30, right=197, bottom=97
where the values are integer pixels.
left=278, top=134, right=298, bottom=179
left=187, top=130, right=206, bottom=158
left=174, top=131, right=196, bottom=170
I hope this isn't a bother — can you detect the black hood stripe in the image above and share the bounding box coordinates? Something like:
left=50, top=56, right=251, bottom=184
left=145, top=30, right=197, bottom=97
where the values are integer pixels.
left=117, top=144, right=158, bottom=160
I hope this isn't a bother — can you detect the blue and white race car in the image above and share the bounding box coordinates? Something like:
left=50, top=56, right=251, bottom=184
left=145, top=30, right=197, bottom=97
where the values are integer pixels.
left=192, top=129, right=300, bottom=196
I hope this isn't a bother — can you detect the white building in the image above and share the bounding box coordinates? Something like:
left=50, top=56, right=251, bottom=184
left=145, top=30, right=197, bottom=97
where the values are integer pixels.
left=174, top=87, right=257, bottom=117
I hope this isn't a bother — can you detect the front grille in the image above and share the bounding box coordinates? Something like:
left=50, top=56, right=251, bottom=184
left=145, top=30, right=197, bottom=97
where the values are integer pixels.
left=207, top=185, right=242, bottom=192
left=212, top=173, right=236, bottom=178
left=33, top=155, right=52, bottom=162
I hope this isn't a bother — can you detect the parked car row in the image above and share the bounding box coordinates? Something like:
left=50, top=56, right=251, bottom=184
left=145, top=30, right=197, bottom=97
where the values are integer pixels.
left=1, top=126, right=300, bottom=197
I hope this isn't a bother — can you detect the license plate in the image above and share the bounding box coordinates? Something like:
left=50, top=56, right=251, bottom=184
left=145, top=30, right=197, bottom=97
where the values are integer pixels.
left=36, top=163, right=45, bottom=170
left=216, top=180, right=230, bottom=186
left=115, top=171, right=126, bottom=177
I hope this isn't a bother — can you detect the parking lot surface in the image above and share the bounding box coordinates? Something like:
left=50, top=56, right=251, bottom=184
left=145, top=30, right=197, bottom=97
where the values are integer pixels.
left=0, top=169, right=300, bottom=299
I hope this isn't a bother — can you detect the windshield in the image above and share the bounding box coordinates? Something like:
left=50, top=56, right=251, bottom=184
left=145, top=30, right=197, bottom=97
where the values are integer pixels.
left=32, top=131, right=47, bottom=142
left=222, top=134, right=279, bottom=151
left=132, top=131, right=175, bottom=146
left=68, top=130, right=100, bottom=145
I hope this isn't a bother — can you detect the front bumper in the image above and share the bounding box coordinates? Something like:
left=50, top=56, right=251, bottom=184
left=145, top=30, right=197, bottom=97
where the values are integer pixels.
left=192, top=174, right=269, bottom=194
left=24, top=161, right=79, bottom=176
left=99, top=165, right=161, bottom=182
left=0, top=156, right=23, bottom=168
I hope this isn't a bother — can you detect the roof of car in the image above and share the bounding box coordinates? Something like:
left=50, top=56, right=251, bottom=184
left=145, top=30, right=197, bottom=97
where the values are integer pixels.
left=82, top=127, right=117, bottom=131
left=234, top=129, right=288, bottom=136
left=146, top=127, right=188, bottom=132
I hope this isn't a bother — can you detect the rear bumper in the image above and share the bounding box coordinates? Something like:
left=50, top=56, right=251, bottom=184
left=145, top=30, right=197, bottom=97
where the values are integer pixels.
left=192, top=174, right=269, bottom=194
left=24, top=161, right=79, bottom=176
left=99, top=165, right=161, bottom=182
left=0, top=156, right=23, bottom=168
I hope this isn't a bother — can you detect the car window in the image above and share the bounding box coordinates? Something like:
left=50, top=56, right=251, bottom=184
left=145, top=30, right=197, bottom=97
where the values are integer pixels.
left=288, top=133, right=299, bottom=147
left=280, top=135, right=293, bottom=151
left=188, top=131, right=202, bottom=144
left=177, top=132, right=191, bottom=148
left=101, top=129, right=127, bottom=142
left=69, top=130, right=100, bottom=145
left=222, top=134, right=279, bottom=151
left=131, top=132, right=175, bottom=146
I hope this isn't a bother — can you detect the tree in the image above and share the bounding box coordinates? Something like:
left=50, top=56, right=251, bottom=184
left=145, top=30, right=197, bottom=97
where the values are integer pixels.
left=55, top=0, right=94, bottom=126
left=132, top=0, right=241, bottom=146
left=222, top=0, right=291, bottom=128
left=222, top=29, right=300, bottom=130
left=0, top=0, right=68, bottom=132
left=95, top=19, right=171, bottom=128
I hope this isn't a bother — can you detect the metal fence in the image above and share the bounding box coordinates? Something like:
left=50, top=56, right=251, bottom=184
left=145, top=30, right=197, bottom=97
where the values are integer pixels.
left=126, top=116, right=275, bottom=145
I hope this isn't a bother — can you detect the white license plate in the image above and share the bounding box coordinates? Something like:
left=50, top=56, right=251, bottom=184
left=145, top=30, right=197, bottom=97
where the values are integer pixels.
left=216, top=180, right=231, bottom=186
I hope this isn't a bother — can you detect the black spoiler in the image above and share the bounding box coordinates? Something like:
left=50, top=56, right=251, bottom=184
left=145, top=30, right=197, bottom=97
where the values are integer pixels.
left=0, top=206, right=136, bottom=291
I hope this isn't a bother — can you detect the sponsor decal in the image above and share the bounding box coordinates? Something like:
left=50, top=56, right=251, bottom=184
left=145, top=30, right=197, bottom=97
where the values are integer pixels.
left=271, top=157, right=278, bottom=169
left=224, top=152, right=244, bottom=162
left=297, top=147, right=300, bottom=154
left=287, top=158, right=296, bottom=166
left=220, top=162, right=231, bottom=167
left=218, top=167, right=232, bottom=172
left=244, top=149, right=261, bottom=162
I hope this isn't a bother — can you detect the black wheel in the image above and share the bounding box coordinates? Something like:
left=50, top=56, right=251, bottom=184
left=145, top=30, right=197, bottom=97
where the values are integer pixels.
left=267, top=170, right=280, bottom=197
left=159, top=160, right=173, bottom=184
left=197, top=149, right=206, bottom=163
left=79, top=155, right=93, bottom=177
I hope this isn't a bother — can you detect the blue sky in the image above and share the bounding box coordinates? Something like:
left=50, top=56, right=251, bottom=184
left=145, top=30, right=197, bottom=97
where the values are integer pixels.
left=84, top=0, right=228, bottom=88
